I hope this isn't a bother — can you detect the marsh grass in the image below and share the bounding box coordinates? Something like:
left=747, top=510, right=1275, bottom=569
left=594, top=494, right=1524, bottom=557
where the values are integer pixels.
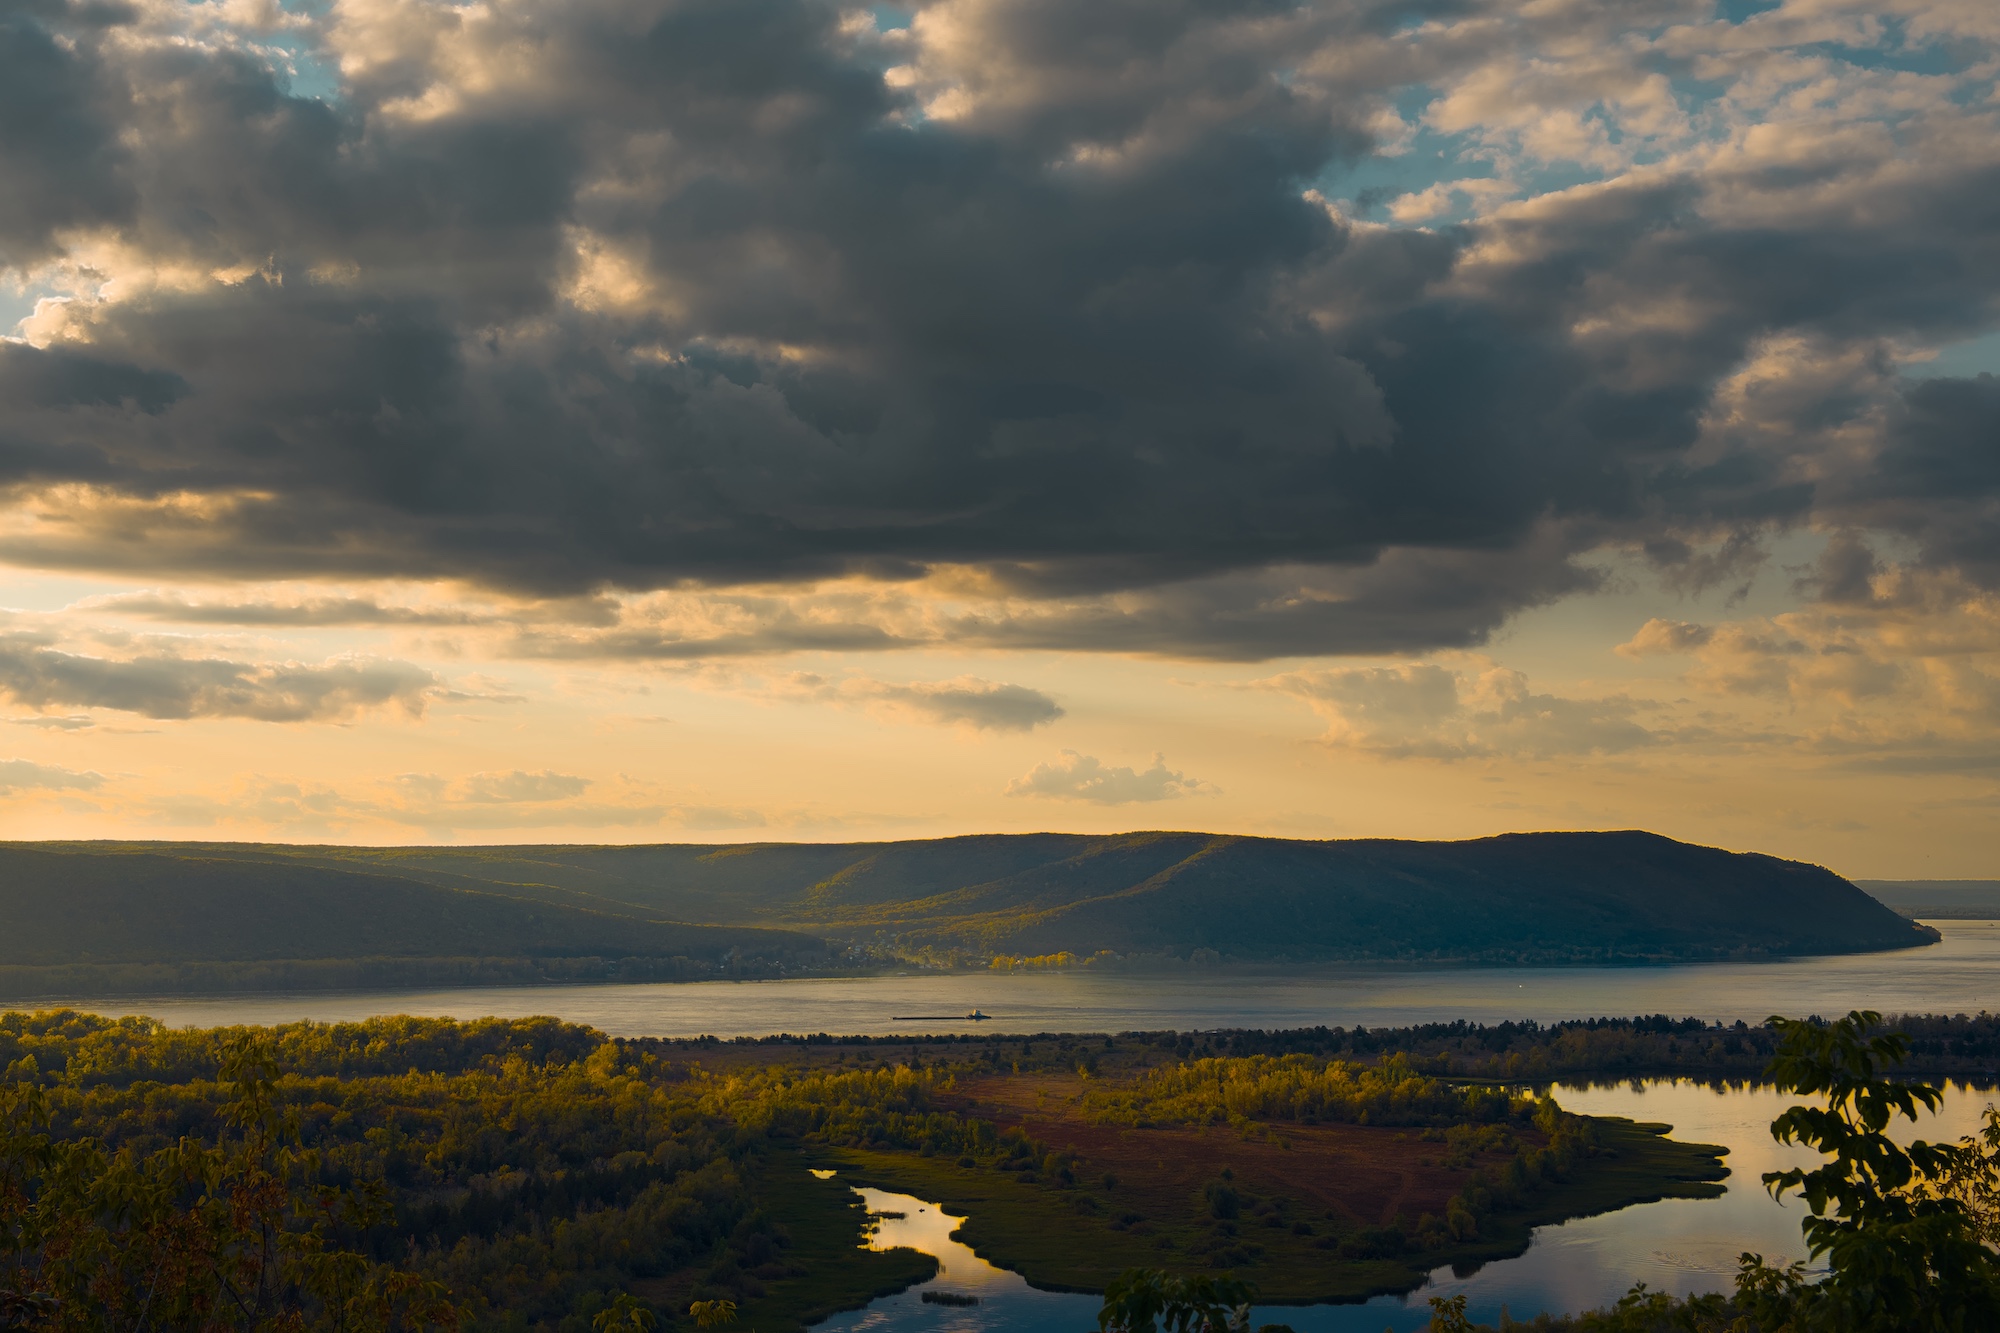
left=635, top=1160, right=940, bottom=1333
left=814, top=1115, right=1725, bottom=1303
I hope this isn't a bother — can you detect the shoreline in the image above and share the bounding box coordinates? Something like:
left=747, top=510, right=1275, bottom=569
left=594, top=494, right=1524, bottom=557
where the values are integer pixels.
left=0, top=921, right=1960, bottom=1005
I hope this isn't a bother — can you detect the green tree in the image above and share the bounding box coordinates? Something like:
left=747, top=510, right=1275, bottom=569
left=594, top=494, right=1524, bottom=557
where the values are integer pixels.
left=593, top=1296, right=659, bottom=1333
left=1734, top=1009, right=2000, bottom=1332
left=0, top=1033, right=459, bottom=1332
left=1424, top=1294, right=1473, bottom=1332
left=685, top=1300, right=735, bottom=1330
left=1097, top=1269, right=1255, bottom=1333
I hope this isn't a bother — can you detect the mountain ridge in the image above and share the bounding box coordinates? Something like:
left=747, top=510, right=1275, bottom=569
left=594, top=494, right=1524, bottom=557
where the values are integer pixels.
left=0, top=846, right=828, bottom=983
left=11, top=830, right=1935, bottom=977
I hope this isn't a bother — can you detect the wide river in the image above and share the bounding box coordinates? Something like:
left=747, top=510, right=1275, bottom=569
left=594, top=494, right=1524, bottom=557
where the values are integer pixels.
left=33, top=919, right=2000, bottom=1036
left=32, top=919, right=2000, bottom=1328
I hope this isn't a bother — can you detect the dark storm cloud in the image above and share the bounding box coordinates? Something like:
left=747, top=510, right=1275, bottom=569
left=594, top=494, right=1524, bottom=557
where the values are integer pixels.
left=0, top=0, right=133, bottom=269
left=0, top=343, right=183, bottom=414
left=1879, top=378, right=2000, bottom=501
left=1, top=0, right=1997, bottom=656
left=1840, top=375, right=2000, bottom=589
left=944, top=540, right=1602, bottom=660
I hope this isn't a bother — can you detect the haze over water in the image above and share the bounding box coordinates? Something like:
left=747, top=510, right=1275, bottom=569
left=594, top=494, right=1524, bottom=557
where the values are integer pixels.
left=47, top=920, right=2000, bottom=1040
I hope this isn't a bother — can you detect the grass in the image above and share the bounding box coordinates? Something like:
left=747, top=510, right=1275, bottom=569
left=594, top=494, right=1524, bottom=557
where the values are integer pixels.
left=807, top=1114, right=1727, bottom=1303
left=636, top=1151, right=938, bottom=1333
left=1428, top=1116, right=1730, bottom=1288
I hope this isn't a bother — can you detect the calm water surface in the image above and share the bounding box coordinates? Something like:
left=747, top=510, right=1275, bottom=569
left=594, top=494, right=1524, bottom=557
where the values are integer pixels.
left=36, top=921, right=2000, bottom=1036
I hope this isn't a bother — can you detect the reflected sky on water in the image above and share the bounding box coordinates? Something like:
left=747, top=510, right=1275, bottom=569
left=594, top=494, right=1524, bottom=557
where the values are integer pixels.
left=816, top=1081, right=2000, bottom=1333
left=33, top=921, right=2000, bottom=1039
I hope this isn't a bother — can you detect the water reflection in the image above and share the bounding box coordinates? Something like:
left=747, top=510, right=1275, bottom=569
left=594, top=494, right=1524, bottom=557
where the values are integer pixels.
left=812, top=1079, right=2000, bottom=1333
left=821, top=1187, right=1097, bottom=1333
left=35, top=921, right=2000, bottom=1038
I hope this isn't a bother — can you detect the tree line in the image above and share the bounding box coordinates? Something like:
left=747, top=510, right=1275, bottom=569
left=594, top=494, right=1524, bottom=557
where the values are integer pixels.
left=5, top=1007, right=1997, bottom=1331
left=1097, top=1011, right=2000, bottom=1333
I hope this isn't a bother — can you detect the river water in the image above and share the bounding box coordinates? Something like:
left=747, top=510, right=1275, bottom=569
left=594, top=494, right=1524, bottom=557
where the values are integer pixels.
left=31, top=920, right=2000, bottom=1328
left=31, top=920, right=2000, bottom=1037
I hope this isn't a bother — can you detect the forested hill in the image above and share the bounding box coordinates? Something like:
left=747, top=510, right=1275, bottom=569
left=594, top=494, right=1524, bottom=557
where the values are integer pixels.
left=0, top=846, right=828, bottom=996
left=25, top=830, right=1934, bottom=969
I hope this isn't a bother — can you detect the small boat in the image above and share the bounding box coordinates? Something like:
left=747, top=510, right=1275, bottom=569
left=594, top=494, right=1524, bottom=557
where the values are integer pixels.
left=966, top=1010, right=990, bottom=1021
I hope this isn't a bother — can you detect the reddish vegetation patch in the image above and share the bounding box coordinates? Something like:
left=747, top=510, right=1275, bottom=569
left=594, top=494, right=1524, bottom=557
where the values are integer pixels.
left=940, top=1072, right=1531, bottom=1228
left=655, top=1042, right=1534, bottom=1234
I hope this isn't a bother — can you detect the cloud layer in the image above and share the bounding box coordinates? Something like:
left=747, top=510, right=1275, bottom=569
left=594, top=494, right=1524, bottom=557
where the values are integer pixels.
left=1007, top=750, right=1211, bottom=803
left=0, top=757, right=102, bottom=794
left=126, top=769, right=771, bottom=836
left=776, top=672, right=1063, bottom=731
left=0, top=0, right=1995, bottom=658
left=1611, top=552, right=2000, bottom=772
left=1263, top=661, right=1655, bottom=759
left=0, top=631, right=439, bottom=722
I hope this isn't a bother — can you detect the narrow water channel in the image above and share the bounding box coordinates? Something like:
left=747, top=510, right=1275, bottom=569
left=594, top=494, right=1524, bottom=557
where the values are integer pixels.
left=812, top=1078, right=2000, bottom=1333
left=827, top=1186, right=1099, bottom=1333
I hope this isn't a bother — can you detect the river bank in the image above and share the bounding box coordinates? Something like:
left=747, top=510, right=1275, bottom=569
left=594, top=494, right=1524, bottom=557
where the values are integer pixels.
left=26, top=920, right=1997, bottom=1037
left=812, top=1077, right=2000, bottom=1333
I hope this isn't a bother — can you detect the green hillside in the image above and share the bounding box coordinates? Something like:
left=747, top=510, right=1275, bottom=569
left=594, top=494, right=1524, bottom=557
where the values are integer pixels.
left=0, top=846, right=827, bottom=995
left=29, top=830, right=1934, bottom=967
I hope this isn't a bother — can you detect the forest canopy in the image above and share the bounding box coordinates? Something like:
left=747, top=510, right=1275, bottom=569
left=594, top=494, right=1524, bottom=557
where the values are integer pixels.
left=0, top=1008, right=1732, bottom=1329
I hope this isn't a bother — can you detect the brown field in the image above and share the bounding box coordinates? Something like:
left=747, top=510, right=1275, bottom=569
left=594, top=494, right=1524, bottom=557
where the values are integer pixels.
left=656, top=1038, right=1529, bottom=1229
left=940, top=1068, right=1527, bottom=1230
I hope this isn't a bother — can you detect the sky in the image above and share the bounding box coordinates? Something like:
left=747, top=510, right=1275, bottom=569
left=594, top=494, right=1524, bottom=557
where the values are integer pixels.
left=0, top=0, right=1997, bottom=877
